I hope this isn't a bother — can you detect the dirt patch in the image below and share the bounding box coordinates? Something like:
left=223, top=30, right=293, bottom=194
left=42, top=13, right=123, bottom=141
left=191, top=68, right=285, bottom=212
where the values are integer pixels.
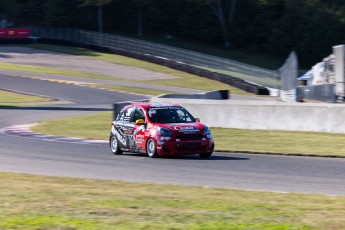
left=0, top=47, right=178, bottom=80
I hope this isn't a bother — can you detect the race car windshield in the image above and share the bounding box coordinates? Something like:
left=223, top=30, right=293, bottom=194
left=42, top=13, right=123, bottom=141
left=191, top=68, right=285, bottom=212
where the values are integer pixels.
left=147, top=107, right=196, bottom=123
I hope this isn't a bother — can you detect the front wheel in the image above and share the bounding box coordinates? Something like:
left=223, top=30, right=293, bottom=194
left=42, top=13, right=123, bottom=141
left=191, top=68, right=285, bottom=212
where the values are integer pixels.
left=200, top=143, right=214, bottom=158
left=110, top=135, right=123, bottom=155
left=199, top=152, right=213, bottom=158
left=146, top=138, right=158, bottom=158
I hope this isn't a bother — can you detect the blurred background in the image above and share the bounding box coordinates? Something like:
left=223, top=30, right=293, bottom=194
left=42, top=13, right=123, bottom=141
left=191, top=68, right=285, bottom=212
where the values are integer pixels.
left=1, top=0, right=344, bottom=69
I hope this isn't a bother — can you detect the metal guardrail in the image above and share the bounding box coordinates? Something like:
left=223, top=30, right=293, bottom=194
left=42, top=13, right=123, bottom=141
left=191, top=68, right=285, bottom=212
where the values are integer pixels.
left=296, top=84, right=336, bottom=103
left=30, top=26, right=281, bottom=89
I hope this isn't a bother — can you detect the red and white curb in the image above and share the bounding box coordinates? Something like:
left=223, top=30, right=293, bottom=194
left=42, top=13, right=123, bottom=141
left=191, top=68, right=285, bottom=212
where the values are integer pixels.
left=0, top=124, right=108, bottom=145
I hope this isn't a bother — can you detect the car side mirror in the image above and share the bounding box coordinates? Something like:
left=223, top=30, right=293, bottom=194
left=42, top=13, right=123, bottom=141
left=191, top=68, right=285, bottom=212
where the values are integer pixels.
left=135, top=119, right=145, bottom=125
left=195, top=118, right=200, bottom=122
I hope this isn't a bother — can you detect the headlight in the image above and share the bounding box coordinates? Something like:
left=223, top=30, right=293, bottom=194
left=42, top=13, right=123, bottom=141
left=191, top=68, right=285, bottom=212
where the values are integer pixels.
left=158, top=127, right=174, bottom=136
left=204, top=125, right=212, bottom=139
left=203, top=125, right=210, bottom=134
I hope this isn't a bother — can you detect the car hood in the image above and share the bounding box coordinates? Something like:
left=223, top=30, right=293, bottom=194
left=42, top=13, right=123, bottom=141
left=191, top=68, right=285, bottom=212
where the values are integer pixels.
left=159, top=122, right=204, bottom=133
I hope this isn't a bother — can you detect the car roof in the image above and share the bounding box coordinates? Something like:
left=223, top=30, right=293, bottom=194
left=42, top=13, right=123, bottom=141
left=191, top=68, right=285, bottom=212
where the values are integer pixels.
left=128, top=102, right=182, bottom=109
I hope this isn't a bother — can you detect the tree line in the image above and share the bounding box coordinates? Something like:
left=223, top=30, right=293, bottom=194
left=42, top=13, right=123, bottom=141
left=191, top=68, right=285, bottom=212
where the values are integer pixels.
left=1, top=0, right=345, bottom=67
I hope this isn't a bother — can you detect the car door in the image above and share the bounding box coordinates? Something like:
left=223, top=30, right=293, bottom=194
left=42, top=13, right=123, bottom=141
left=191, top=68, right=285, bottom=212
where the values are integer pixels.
left=132, top=107, right=147, bottom=151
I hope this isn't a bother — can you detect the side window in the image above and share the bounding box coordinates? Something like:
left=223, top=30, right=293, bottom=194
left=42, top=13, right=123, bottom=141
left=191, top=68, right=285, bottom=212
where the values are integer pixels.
left=118, top=107, right=135, bottom=121
left=132, top=108, right=145, bottom=123
left=117, top=111, right=124, bottom=121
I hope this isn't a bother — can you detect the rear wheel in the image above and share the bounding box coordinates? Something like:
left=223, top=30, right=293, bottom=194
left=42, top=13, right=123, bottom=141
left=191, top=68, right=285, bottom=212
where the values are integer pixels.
left=110, top=135, right=123, bottom=155
left=146, top=138, right=158, bottom=158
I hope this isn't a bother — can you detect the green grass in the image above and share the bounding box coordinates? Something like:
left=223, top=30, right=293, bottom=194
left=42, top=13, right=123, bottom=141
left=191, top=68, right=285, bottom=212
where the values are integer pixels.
left=0, top=172, right=344, bottom=229
left=31, top=111, right=345, bottom=157
left=0, top=62, right=123, bottom=81
left=0, top=56, right=250, bottom=96
left=31, top=112, right=112, bottom=140
left=212, top=128, right=345, bottom=157
left=0, top=90, right=52, bottom=104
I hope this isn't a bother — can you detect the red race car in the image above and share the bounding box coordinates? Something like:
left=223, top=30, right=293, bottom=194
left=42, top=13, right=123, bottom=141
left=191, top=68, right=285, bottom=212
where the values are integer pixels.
left=109, top=103, right=214, bottom=158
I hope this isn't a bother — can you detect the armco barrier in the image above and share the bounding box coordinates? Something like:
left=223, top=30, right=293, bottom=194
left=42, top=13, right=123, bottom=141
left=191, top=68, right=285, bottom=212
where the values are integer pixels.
left=0, top=37, right=33, bottom=44
left=150, top=97, right=345, bottom=134
left=35, top=37, right=269, bottom=95
left=158, top=90, right=229, bottom=100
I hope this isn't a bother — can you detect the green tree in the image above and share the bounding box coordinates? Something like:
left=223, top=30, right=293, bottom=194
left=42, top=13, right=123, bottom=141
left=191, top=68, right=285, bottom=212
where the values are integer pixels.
left=81, top=0, right=113, bottom=32
left=133, top=0, right=150, bottom=36
left=42, top=0, right=68, bottom=26
left=206, top=0, right=238, bottom=47
left=178, top=0, right=218, bottom=42
left=0, top=0, right=23, bottom=26
left=19, top=0, right=44, bottom=25
left=144, top=0, right=183, bottom=36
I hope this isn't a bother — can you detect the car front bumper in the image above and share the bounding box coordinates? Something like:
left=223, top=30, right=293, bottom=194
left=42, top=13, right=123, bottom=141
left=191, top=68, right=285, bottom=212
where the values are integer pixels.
left=156, top=139, right=214, bottom=156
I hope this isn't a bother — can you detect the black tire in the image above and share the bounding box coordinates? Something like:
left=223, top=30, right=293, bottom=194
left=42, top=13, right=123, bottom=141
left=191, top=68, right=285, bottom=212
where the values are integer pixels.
left=146, top=138, right=158, bottom=158
left=110, top=135, right=123, bottom=155
left=199, top=143, right=214, bottom=158
left=199, top=152, right=213, bottom=158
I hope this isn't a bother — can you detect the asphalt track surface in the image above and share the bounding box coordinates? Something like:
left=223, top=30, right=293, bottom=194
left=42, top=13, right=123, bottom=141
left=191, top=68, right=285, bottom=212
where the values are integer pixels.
left=1, top=74, right=345, bottom=196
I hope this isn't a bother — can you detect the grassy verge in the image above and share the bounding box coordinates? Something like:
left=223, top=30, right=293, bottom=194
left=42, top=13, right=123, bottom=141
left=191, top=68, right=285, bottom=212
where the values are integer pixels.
left=95, top=84, right=180, bottom=96
left=0, top=90, right=52, bottom=104
left=0, top=62, right=123, bottom=81
left=12, top=44, right=253, bottom=96
left=212, top=128, right=345, bottom=157
left=0, top=173, right=344, bottom=229
left=0, top=59, right=250, bottom=96
left=31, top=112, right=112, bottom=140
left=31, top=112, right=345, bottom=157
